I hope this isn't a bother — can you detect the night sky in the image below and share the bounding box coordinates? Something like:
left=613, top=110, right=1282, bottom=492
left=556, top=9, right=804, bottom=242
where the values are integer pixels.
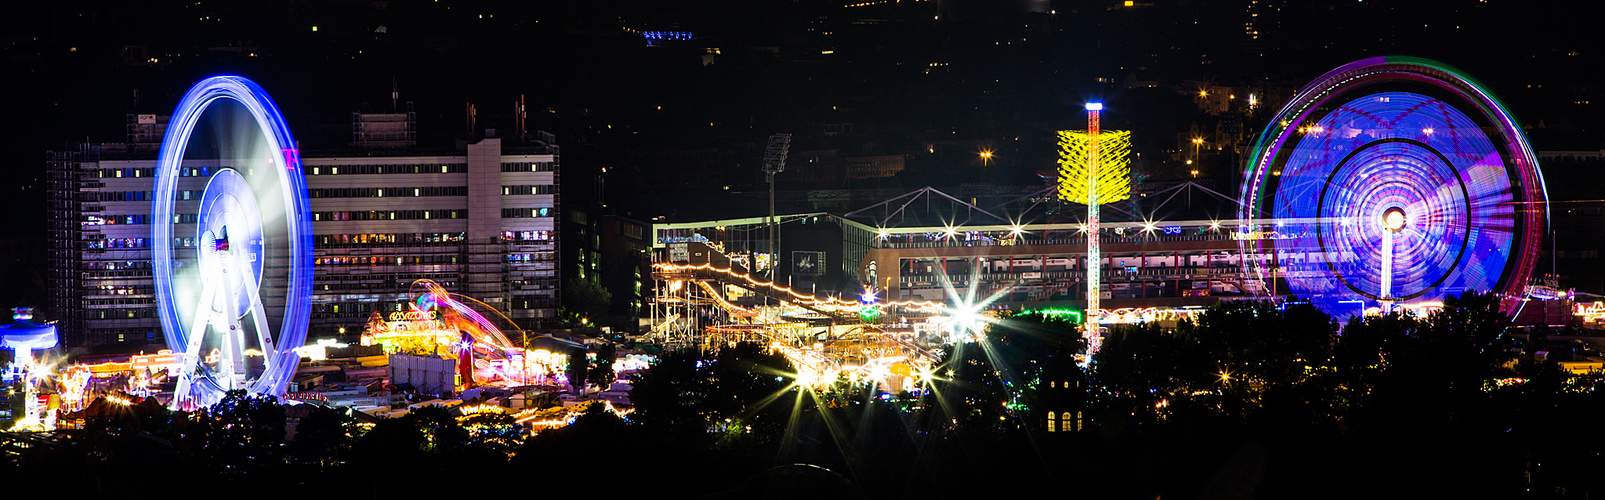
left=2, top=0, right=1601, bottom=307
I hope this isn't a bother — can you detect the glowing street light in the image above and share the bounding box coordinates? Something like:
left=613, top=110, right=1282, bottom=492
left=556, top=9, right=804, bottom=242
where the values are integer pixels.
left=978, top=149, right=995, bottom=166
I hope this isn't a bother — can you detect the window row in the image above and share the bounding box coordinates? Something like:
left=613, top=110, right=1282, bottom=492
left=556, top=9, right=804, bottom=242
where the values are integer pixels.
left=315, top=232, right=467, bottom=247
left=89, top=214, right=151, bottom=225
left=501, top=162, right=557, bottom=172
left=99, top=191, right=152, bottom=202
left=309, top=186, right=469, bottom=198
left=501, top=207, right=553, bottom=218
left=96, top=168, right=155, bottom=178
left=308, top=164, right=467, bottom=175
left=1045, top=411, right=1085, bottom=433
left=502, top=185, right=557, bottom=195
left=87, top=237, right=151, bottom=249
left=314, top=209, right=467, bottom=221
left=316, top=255, right=460, bottom=266
left=94, top=167, right=254, bottom=179
left=502, top=230, right=554, bottom=241
left=86, top=298, right=156, bottom=306
left=90, top=284, right=152, bottom=296
left=504, top=252, right=557, bottom=263
left=83, top=260, right=153, bottom=270
left=100, top=190, right=207, bottom=201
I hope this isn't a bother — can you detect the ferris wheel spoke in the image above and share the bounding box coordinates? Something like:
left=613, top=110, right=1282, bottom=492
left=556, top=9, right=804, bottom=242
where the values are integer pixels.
left=239, top=258, right=279, bottom=375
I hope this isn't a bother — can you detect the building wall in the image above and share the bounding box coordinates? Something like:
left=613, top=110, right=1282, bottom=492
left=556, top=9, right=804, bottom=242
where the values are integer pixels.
left=46, top=138, right=560, bottom=348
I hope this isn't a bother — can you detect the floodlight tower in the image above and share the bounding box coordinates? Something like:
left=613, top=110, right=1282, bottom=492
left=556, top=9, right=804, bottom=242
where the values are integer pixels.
left=1084, top=103, right=1103, bottom=358
left=762, top=133, right=793, bottom=276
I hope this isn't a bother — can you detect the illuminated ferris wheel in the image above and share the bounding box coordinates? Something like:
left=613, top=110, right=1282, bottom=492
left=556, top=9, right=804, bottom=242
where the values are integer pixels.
left=151, top=76, right=313, bottom=407
left=1239, top=57, right=1548, bottom=317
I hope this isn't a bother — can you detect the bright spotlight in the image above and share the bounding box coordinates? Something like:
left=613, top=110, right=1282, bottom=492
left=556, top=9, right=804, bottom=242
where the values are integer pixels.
left=1085, top=102, right=1103, bottom=111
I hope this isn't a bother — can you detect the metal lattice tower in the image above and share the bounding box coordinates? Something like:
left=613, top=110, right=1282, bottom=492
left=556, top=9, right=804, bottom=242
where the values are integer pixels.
left=762, top=133, right=792, bottom=276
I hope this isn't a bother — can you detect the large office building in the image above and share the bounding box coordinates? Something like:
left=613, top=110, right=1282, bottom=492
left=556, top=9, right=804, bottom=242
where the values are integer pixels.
left=46, top=115, right=559, bottom=348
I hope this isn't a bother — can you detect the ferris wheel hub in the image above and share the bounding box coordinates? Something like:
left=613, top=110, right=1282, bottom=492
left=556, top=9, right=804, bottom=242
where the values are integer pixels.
left=1382, top=207, right=1407, bottom=232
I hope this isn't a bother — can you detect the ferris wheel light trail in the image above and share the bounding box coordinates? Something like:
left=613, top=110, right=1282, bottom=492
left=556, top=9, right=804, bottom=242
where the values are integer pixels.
left=153, top=76, right=313, bottom=408
left=1239, top=57, right=1548, bottom=318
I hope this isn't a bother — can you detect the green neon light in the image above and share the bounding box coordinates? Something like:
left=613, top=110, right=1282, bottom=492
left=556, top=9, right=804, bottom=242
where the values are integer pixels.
left=859, top=305, right=881, bottom=322
left=1019, top=308, right=1083, bottom=324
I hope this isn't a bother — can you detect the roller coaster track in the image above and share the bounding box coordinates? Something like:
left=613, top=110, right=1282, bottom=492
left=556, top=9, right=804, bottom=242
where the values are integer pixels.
left=656, top=263, right=938, bottom=362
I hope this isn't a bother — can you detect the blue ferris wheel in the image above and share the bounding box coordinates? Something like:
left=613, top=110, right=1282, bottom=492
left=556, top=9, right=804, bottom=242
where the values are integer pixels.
left=151, top=76, right=313, bottom=408
left=1240, top=57, right=1548, bottom=317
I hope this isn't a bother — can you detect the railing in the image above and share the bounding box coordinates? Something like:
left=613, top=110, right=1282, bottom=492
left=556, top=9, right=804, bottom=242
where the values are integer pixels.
left=897, top=266, right=1248, bottom=285
left=872, top=232, right=1238, bottom=249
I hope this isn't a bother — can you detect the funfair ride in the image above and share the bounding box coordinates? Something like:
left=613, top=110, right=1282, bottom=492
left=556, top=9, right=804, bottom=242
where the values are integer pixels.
left=363, top=279, right=560, bottom=389
left=152, top=76, right=314, bottom=408
left=651, top=261, right=945, bottom=392
left=3, top=308, right=59, bottom=430
left=1239, top=57, right=1548, bottom=318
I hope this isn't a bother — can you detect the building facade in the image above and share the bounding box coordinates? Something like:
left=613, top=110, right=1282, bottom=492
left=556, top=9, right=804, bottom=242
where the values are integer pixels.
left=47, top=133, right=559, bottom=348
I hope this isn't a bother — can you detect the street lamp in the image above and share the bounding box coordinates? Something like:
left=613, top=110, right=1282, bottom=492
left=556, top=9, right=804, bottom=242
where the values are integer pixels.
left=978, top=149, right=994, bottom=166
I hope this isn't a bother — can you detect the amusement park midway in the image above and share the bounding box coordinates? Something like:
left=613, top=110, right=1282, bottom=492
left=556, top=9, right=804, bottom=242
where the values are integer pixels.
left=6, top=3, right=1605, bottom=497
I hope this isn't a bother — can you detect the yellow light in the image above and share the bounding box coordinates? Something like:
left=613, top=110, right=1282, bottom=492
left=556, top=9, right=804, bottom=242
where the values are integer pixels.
left=1199, top=90, right=1208, bottom=97
left=1057, top=129, right=1133, bottom=205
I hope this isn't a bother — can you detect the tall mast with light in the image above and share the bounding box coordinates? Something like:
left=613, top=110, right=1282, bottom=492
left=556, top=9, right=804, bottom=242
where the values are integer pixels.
left=1084, top=102, right=1103, bottom=358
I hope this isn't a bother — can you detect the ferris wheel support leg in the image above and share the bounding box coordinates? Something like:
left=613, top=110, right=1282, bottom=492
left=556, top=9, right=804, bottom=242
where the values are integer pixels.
left=220, top=266, right=247, bottom=391
left=176, top=279, right=219, bottom=401
left=240, top=262, right=281, bottom=392
left=1381, top=228, right=1394, bottom=312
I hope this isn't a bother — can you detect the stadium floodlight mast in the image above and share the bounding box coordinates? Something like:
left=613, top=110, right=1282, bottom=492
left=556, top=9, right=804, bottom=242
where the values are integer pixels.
left=762, top=133, right=792, bottom=277
left=152, top=76, right=313, bottom=409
